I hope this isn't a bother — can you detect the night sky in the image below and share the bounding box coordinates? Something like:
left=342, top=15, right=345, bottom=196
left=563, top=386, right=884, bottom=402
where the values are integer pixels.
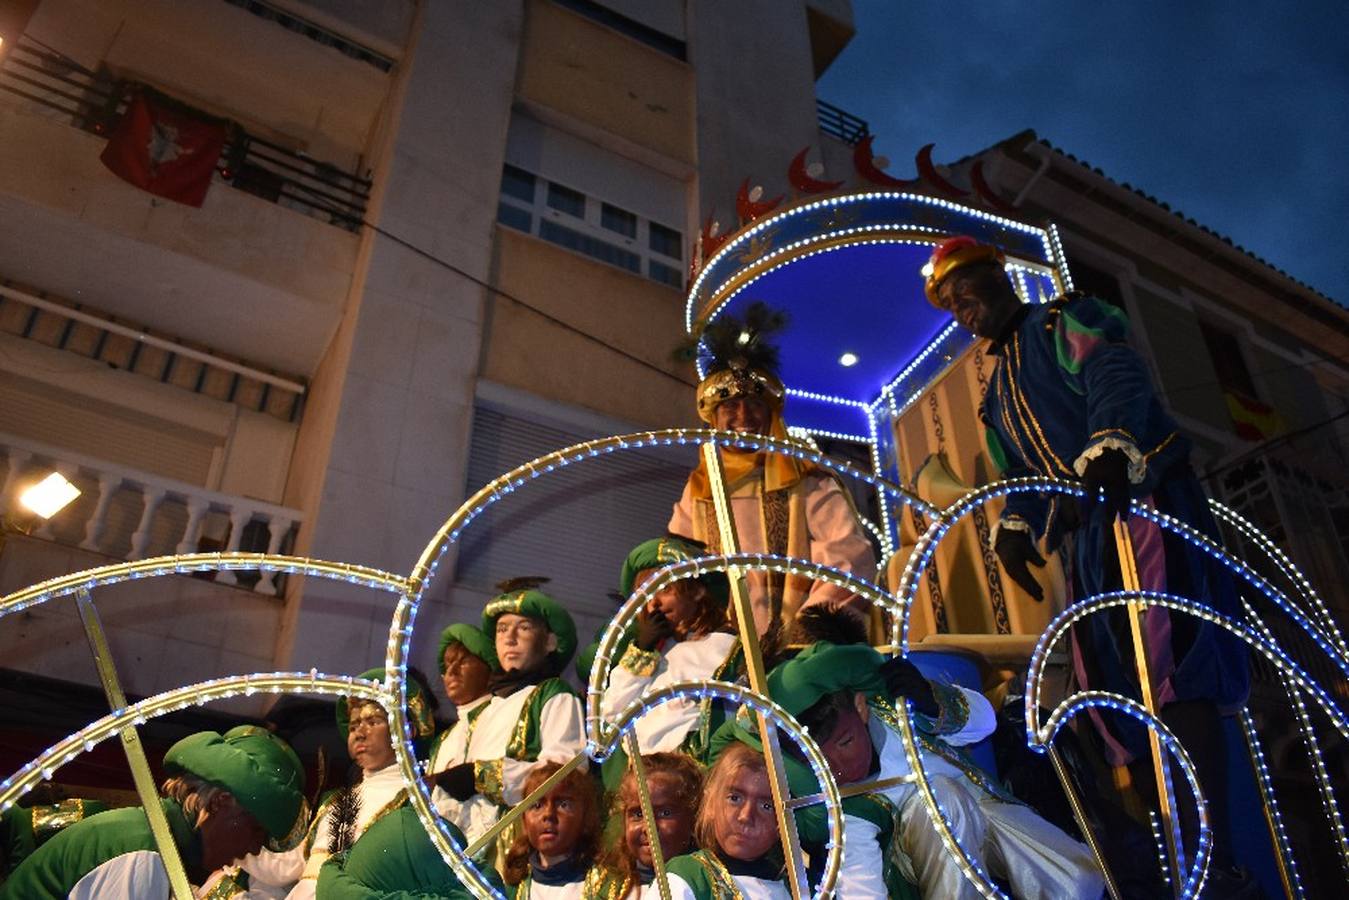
left=818, top=1, right=1349, bottom=306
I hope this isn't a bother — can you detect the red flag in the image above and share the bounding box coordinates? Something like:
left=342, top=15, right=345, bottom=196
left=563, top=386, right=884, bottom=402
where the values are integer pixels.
left=99, top=91, right=228, bottom=208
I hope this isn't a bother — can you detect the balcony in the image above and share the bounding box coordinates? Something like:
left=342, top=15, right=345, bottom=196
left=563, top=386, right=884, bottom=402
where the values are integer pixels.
left=1, top=433, right=301, bottom=597
left=816, top=98, right=868, bottom=146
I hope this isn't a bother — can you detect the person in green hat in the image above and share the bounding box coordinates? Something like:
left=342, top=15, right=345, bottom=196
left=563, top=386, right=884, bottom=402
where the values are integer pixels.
left=0, top=726, right=305, bottom=900
left=433, top=579, right=586, bottom=867
left=766, top=634, right=1104, bottom=900
left=429, top=622, right=501, bottom=850
left=277, top=668, right=438, bottom=900
left=316, top=805, right=503, bottom=899
left=600, top=537, right=740, bottom=774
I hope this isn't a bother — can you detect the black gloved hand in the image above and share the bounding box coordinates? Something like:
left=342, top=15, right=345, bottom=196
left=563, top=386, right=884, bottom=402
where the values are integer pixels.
left=1079, top=447, right=1133, bottom=521
left=994, top=527, right=1046, bottom=602
left=635, top=607, right=675, bottom=651
left=434, top=763, right=477, bottom=801
left=878, top=656, right=939, bottom=717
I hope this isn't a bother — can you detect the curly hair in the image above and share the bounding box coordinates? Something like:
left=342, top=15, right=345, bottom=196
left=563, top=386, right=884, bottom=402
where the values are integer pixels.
left=502, top=762, right=602, bottom=886
left=160, top=774, right=226, bottom=828
left=675, top=578, right=732, bottom=639
left=602, top=752, right=704, bottom=883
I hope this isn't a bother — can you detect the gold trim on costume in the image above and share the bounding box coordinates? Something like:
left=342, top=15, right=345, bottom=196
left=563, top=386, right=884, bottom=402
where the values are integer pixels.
left=619, top=642, right=662, bottom=677
left=31, top=798, right=87, bottom=838
left=474, top=759, right=506, bottom=806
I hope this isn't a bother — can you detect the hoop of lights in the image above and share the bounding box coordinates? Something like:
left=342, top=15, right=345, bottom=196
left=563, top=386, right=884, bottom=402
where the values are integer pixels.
left=3, top=433, right=1347, bottom=898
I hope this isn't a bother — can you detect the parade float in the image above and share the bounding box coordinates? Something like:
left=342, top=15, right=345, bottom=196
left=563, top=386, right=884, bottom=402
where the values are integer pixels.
left=2, top=153, right=1345, bottom=898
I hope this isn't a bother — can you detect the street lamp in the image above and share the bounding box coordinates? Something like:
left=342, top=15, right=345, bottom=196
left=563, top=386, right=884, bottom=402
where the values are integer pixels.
left=18, top=471, right=81, bottom=520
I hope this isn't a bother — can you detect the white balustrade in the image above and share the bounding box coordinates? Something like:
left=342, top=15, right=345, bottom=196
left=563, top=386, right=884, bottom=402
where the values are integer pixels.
left=0, top=432, right=303, bottom=597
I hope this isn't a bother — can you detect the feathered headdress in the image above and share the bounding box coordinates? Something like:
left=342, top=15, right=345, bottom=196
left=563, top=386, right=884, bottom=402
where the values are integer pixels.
left=677, top=302, right=789, bottom=423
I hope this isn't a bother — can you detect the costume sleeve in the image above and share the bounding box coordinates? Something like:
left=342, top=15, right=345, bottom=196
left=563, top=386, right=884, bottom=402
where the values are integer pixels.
left=802, top=475, right=878, bottom=609
left=67, top=850, right=170, bottom=900
left=668, top=480, right=696, bottom=540
left=913, top=683, right=996, bottom=746
left=1055, top=297, right=1151, bottom=483
left=602, top=643, right=666, bottom=722
left=497, top=692, right=586, bottom=806
left=239, top=845, right=304, bottom=892
left=985, top=424, right=1049, bottom=544
left=630, top=635, right=736, bottom=754
left=836, top=813, right=889, bottom=900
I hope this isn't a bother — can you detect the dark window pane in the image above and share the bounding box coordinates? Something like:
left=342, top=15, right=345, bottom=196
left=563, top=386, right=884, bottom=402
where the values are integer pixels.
left=497, top=202, right=532, bottom=232
left=546, top=182, right=586, bottom=218
left=648, top=259, right=683, bottom=288
left=1198, top=320, right=1258, bottom=398
left=601, top=203, right=637, bottom=238
left=540, top=220, right=641, bottom=273
left=501, top=164, right=535, bottom=203
left=649, top=221, right=682, bottom=259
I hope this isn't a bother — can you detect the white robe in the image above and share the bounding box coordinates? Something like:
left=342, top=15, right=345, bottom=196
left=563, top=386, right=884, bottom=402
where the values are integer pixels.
left=430, top=694, right=500, bottom=849
left=601, top=632, right=738, bottom=754
left=464, top=682, right=586, bottom=807
left=280, top=762, right=408, bottom=900
left=868, top=691, right=1105, bottom=900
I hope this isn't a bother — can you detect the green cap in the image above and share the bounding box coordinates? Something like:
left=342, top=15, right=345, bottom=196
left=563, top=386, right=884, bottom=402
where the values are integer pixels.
left=482, top=588, right=578, bottom=669
left=163, top=726, right=307, bottom=850
left=437, top=623, right=499, bottom=673
left=619, top=537, right=729, bottom=605
left=766, top=642, right=887, bottom=717
left=336, top=669, right=436, bottom=741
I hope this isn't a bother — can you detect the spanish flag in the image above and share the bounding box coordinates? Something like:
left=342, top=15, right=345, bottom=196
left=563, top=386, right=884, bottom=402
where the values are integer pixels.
left=1224, top=390, right=1285, bottom=442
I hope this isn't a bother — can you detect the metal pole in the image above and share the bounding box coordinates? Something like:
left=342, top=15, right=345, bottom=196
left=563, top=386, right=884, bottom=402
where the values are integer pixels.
left=702, top=441, right=810, bottom=899
left=1112, top=515, right=1184, bottom=894
left=629, top=734, right=673, bottom=900
left=1048, top=746, right=1123, bottom=900
left=75, top=588, right=194, bottom=900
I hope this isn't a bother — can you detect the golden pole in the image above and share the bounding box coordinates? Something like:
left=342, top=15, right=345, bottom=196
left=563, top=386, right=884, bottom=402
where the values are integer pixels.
left=75, top=588, right=194, bottom=900
left=1113, top=515, right=1184, bottom=894
left=628, top=734, right=673, bottom=900
left=701, top=441, right=810, bottom=899
left=1048, top=746, right=1123, bottom=900
left=1239, top=710, right=1297, bottom=899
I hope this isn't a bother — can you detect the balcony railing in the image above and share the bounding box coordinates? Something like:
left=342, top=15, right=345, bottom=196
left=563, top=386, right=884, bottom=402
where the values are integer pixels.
left=817, top=98, right=869, bottom=146
left=1, top=433, right=302, bottom=597
left=0, top=36, right=371, bottom=231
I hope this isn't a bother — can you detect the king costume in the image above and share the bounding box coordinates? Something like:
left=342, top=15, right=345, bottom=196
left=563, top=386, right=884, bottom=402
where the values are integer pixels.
left=670, top=303, right=876, bottom=636
left=925, top=237, right=1250, bottom=766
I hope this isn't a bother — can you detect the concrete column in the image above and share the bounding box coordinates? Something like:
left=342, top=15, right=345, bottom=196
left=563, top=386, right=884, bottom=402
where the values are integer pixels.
left=275, top=2, right=526, bottom=676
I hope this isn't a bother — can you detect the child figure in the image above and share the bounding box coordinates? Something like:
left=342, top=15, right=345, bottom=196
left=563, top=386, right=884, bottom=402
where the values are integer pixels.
left=663, top=742, right=789, bottom=899
left=503, top=763, right=602, bottom=899
left=593, top=752, right=702, bottom=898
left=435, top=579, right=587, bottom=869
left=429, top=622, right=501, bottom=849
left=768, top=639, right=1105, bottom=900
left=601, top=538, right=739, bottom=780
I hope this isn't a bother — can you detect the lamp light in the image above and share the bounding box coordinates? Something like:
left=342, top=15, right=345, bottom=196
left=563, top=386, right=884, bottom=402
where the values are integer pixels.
left=19, top=472, right=81, bottom=519
left=839, top=352, right=859, bottom=367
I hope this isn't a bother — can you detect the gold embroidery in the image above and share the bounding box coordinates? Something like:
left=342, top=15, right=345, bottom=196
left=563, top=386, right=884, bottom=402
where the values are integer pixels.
left=506, top=685, right=542, bottom=760
left=695, top=850, right=747, bottom=899
left=31, top=798, right=87, bottom=838
left=1146, top=431, right=1178, bottom=459
left=619, top=642, right=662, bottom=677
left=475, top=759, right=506, bottom=805
left=1008, top=335, right=1073, bottom=476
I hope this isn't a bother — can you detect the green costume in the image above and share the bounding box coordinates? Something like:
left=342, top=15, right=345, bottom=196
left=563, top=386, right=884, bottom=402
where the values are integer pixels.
left=0, top=727, right=304, bottom=900
left=317, top=806, right=501, bottom=898
left=1, top=798, right=107, bottom=877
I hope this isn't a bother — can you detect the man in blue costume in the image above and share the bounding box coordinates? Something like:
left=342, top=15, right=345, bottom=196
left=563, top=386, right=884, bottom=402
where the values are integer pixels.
left=923, top=236, right=1253, bottom=894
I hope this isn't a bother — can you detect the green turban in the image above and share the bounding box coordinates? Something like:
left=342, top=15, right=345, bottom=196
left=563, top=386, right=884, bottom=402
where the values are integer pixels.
left=437, top=623, right=499, bottom=674
left=619, top=537, right=729, bottom=605
left=163, top=726, right=307, bottom=850
left=336, top=668, right=436, bottom=741
left=766, top=641, right=887, bottom=717
left=481, top=588, right=578, bottom=669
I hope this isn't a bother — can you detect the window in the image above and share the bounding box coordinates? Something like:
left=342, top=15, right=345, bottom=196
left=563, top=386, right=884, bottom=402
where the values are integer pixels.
left=649, top=222, right=682, bottom=259
left=601, top=203, right=637, bottom=238
left=501, top=165, right=536, bottom=203
left=547, top=182, right=586, bottom=218
left=495, top=164, right=684, bottom=290
left=540, top=220, right=640, bottom=273
left=1198, top=320, right=1258, bottom=398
